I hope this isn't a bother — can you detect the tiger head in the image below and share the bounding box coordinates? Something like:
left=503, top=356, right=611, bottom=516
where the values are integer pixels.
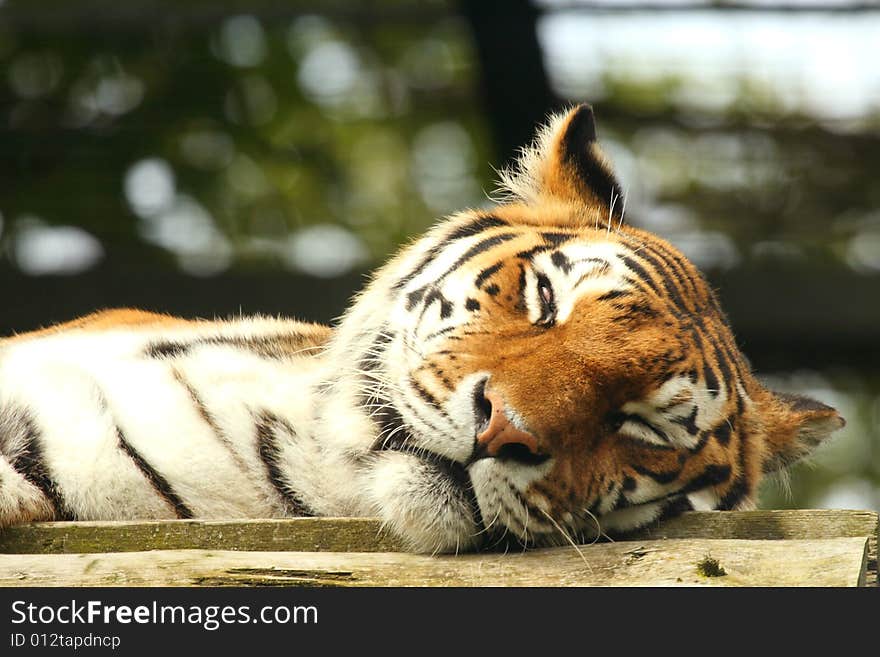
left=331, top=104, right=844, bottom=553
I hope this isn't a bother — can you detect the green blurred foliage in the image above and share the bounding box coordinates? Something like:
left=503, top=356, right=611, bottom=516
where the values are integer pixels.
left=0, top=4, right=493, bottom=273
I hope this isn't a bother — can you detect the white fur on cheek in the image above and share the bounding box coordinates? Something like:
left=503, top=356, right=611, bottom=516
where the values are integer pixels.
left=599, top=501, right=664, bottom=534
left=469, top=458, right=555, bottom=542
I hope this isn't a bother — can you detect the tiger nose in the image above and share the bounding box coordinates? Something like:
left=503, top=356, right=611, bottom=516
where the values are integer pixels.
left=475, top=389, right=542, bottom=461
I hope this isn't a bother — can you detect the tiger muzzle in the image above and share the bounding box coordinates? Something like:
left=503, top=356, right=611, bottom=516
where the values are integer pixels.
left=472, top=389, right=548, bottom=465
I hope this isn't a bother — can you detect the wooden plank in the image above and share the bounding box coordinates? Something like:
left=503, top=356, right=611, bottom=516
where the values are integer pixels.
left=1, top=510, right=874, bottom=587
left=0, top=518, right=402, bottom=554
left=1, top=510, right=875, bottom=585
left=631, top=509, right=879, bottom=586
left=0, top=537, right=868, bottom=587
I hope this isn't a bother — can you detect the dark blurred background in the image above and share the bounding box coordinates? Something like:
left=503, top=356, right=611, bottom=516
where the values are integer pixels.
left=1, top=0, right=878, bottom=511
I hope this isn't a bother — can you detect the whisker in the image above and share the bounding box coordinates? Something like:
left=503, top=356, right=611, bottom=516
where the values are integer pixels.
left=540, top=508, right=593, bottom=572
left=520, top=502, right=531, bottom=554
left=474, top=503, right=503, bottom=539
left=617, top=186, right=628, bottom=233
left=607, top=189, right=618, bottom=236
left=574, top=506, right=612, bottom=544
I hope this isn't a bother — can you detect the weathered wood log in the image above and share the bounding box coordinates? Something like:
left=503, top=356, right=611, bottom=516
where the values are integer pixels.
left=0, top=518, right=402, bottom=554
left=1, top=510, right=874, bottom=553
left=630, top=509, right=879, bottom=586
left=0, top=537, right=868, bottom=587
left=0, top=510, right=874, bottom=587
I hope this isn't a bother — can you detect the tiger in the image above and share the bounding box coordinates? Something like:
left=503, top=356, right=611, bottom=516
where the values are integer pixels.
left=0, top=104, right=844, bottom=554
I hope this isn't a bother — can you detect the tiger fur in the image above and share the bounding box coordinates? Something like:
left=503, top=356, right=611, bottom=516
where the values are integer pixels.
left=0, top=105, right=844, bottom=553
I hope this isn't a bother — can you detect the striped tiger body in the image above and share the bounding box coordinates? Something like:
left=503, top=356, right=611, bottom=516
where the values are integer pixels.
left=0, top=105, right=843, bottom=553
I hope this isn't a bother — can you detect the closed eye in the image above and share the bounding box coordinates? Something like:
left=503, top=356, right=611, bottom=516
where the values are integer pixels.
left=535, top=273, right=556, bottom=326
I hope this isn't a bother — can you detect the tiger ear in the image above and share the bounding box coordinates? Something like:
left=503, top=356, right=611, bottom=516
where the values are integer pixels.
left=497, top=103, right=625, bottom=219
left=759, top=391, right=845, bottom=474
